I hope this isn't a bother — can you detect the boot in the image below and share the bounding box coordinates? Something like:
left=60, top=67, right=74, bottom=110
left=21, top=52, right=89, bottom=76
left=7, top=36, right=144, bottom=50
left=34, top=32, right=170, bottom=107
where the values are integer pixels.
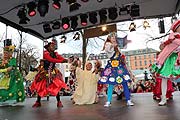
left=104, top=102, right=111, bottom=107
left=158, top=96, right=167, bottom=106
left=57, top=101, right=63, bottom=107
left=32, top=101, right=41, bottom=108
left=127, top=100, right=134, bottom=106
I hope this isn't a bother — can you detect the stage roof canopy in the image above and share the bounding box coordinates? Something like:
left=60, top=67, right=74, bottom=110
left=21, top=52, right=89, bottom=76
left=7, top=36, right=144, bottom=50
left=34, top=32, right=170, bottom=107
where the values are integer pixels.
left=0, top=0, right=179, bottom=39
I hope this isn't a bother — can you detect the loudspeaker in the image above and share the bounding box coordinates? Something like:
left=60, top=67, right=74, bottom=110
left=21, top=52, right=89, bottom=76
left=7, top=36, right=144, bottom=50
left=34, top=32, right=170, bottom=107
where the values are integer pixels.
left=158, top=20, right=165, bottom=33
left=4, top=39, right=12, bottom=47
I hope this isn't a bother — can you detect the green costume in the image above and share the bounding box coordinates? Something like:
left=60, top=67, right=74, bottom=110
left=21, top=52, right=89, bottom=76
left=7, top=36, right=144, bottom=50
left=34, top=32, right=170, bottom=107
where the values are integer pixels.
left=152, top=53, right=180, bottom=78
left=0, top=57, right=25, bottom=104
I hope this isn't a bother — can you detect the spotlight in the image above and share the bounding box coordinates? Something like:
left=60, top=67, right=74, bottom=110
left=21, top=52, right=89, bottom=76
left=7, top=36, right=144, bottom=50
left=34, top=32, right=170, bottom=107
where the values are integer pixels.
left=60, top=35, right=66, bottom=43
left=97, top=0, right=103, bottom=2
left=62, top=17, right=70, bottom=30
left=158, top=19, right=165, bottom=33
left=80, top=14, right=88, bottom=26
left=99, top=9, right=107, bottom=24
left=43, top=23, right=52, bottom=33
left=89, top=12, right=97, bottom=24
left=143, top=20, right=150, bottom=29
left=53, top=0, right=61, bottom=9
left=70, top=16, right=78, bottom=30
left=73, top=32, right=80, bottom=40
left=69, top=2, right=81, bottom=12
left=66, top=0, right=76, bottom=4
left=37, top=0, right=49, bottom=17
left=27, top=1, right=36, bottom=17
left=108, top=7, right=118, bottom=20
left=129, top=22, right=136, bottom=32
left=101, top=26, right=107, bottom=31
left=52, top=21, right=61, bottom=30
left=119, top=5, right=130, bottom=15
left=130, top=4, right=140, bottom=17
left=17, top=7, right=30, bottom=24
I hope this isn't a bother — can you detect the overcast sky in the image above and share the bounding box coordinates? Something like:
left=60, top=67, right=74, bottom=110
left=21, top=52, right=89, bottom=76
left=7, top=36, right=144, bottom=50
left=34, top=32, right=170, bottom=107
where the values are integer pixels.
left=0, top=16, right=178, bottom=59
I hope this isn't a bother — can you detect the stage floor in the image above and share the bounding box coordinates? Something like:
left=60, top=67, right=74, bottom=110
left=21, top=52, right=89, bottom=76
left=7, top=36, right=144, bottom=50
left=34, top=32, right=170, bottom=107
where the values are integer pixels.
left=1, top=92, right=180, bottom=120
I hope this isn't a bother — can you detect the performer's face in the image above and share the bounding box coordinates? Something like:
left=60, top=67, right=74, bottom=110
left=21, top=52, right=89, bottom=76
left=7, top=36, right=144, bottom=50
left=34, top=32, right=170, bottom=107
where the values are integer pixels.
left=86, top=63, right=92, bottom=71
left=3, top=51, right=11, bottom=60
left=110, top=36, right=117, bottom=45
left=48, top=43, right=55, bottom=52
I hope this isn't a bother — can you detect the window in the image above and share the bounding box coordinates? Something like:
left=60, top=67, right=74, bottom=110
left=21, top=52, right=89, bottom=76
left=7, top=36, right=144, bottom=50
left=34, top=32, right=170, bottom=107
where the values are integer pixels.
left=135, top=61, right=137, bottom=66
left=144, top=60, right=147, bottom=65
left=134, top=56, right=137, bottom=60
left=140, top=61, right=142, bottom=66
left=144, top=54, right=146, bottom=59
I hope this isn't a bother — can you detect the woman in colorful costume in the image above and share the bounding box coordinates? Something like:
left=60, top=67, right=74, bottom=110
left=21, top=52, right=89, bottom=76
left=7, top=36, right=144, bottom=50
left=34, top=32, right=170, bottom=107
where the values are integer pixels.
left=31, top=41, right=68, bottom=108
left=0, top=43, right=25, bottom=105
left=151, top=20, right=180, bottom=105
left=98, top=32, right=134, bottom=107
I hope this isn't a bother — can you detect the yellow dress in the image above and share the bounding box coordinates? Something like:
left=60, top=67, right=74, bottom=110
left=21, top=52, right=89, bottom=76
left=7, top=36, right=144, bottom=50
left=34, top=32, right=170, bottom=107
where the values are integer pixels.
left=72, top=67, right=99, bottom=105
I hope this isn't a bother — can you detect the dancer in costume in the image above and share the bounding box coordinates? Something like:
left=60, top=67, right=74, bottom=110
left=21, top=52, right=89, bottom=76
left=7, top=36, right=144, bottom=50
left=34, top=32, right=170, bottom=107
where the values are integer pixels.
left=31, top=41, right=68, bottom=108
left=99, top=32, right=134, bottom=107
left=0, top=41, right=25, bottom=105
left=71, top=59, right=100, bottom=105
left=151, top=20, right=180, bottom=105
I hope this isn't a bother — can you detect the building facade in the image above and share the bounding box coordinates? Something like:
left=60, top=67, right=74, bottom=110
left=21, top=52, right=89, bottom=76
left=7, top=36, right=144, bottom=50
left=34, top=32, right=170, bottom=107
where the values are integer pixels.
left=60, top=48, right=158, bottom=77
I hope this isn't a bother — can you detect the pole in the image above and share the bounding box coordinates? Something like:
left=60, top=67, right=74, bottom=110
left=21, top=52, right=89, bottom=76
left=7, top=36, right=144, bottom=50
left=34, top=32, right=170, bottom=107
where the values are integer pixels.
left=80, top=30, right=87, bottom=70
left=18, top=30, right=22, bottom=72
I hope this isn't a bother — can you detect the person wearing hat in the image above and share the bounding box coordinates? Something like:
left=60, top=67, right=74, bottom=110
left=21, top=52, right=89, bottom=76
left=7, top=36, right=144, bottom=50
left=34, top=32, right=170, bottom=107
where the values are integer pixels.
left=0, top=43, right=25, bottom=105
left=151, top=19, right=180, bottom=106
left=98, top=32, right=134, bottom=107
left=31, top=41, right=69, bottom=108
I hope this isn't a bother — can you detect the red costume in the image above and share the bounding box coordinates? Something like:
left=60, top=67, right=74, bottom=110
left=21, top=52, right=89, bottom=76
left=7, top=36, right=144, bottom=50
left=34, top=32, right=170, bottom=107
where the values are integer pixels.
left=153, top=76, right=174, bottom=100
left=31, top=42, right=68, bottom=108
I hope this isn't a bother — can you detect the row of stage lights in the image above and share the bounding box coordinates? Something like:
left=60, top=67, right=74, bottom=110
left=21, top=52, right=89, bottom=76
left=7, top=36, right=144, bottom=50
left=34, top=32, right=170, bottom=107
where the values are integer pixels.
left=17, top=0, right=104, bottom=24
left=42, top=4, right=140, bottom=33
left=16, top=0, right=140, bottom=33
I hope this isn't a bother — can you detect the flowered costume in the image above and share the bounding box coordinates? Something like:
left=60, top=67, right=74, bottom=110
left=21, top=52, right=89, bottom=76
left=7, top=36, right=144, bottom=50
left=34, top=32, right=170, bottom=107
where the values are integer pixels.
left=31, top=50, right=68, bottom=97
left=99, top=52, right=131, bottom=85
left=0, top=48, right=25, bottom=104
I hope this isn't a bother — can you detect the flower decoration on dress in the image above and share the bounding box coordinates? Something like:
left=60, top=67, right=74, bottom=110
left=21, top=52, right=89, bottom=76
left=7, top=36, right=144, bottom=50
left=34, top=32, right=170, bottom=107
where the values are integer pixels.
left=123, top=75, right=130, bottom=81
left=109, top=77, right=115, bottom=82
left=116, top=76, right=123, bottom=83
left=118, top=69, right=123, bottom=75
left=104, top=68, right=112, bottom=76
left=111, top=60, right=119, bottom=67
left=99, top=76, right=108, bottom=82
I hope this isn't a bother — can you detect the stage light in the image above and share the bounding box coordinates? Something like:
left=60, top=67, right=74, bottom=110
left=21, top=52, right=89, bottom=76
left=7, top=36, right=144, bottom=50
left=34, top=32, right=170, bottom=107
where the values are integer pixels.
left=43, top=23, right=52, bottom=33
left=62, top=17, right=70, bottom=30
left=27, top=1, right=36, bottom=17
left=66, top=0, right=76, bottom=4
left=130, top=4, right=140, bottom=17
left=70, top=16, right=78, bottom=30
left=17, top=7, right=30, bottom=24
left=108, top=7, right=118, bottom=20
left=101, top=26, right=107, bottom=31
left=52, top=21, right=61, bottom=30
left=80, top=14, right=88, bottom=26
left=119, top=5, right=130, bottom=15
left=70, top=2, right=81, bottom=12
left=53, top=0, right=61, bottom=9
left=99, top=9, right=107, bottom=24
left=97, top=0, right=103, bottom=2
left=129, top=22, right=136, bottom=32
left=60, top=35, right=66, bottom=43
left=89, top=12, right=97, bottom=24
left=158, top=19, right=165, bottom=33
left=73, top=32, right=80, bottom=40
left=143, top=20, right=150, bottom=29
left=37, top=0, right=49, bottom=17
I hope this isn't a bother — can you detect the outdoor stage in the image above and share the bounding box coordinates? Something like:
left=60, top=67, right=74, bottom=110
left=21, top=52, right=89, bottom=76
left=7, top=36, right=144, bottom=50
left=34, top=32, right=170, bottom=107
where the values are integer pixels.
left=1, top=92, right=180, bottom=120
